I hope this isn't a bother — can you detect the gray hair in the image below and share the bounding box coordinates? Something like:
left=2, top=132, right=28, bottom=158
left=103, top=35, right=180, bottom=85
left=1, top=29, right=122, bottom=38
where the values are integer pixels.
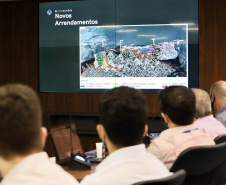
left=192, top=88, right=212, bottom=119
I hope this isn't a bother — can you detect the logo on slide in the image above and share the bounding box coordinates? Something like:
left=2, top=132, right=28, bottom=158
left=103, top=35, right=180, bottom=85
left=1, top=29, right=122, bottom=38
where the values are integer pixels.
left=47, top=9, right=52, bottom=15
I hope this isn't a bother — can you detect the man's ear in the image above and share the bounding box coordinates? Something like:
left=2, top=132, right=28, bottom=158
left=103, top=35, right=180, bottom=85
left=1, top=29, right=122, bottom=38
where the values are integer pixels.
left=40, top=127, right=47, bottom=148
left=161, top=112, right=169, bottom=125
left=210, top=93, right=215, bottom=102
left=96, top=124, right=106, bottom=140
left=142, top=124, right=148, bottom=137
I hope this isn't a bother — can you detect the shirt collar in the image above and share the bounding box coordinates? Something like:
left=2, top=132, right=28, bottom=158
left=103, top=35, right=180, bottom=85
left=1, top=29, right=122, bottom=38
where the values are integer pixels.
left=159, top=123, right=197, bottom=139
left=194, top=115, right=213, bottom=123
left=95, top=144, right=146, bottom=170
left=109, top=144, right=146, bottom=157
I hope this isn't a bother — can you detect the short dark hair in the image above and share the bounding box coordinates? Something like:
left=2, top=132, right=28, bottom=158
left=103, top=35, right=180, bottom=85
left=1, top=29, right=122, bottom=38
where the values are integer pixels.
left=0, top=84, right=42, bottom=159
left=158, top=86, right=195, bottom=126
left=99, top=86, right=147, bottom=147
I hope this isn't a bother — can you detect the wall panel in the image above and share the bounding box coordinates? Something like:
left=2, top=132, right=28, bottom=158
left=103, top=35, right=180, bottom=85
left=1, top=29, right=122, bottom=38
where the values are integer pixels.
left=199, top=0, right=226, bottom=91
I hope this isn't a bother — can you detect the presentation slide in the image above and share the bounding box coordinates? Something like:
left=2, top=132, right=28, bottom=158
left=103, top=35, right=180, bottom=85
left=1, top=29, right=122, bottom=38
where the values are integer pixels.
left=39, top=0, right=198, bottom=92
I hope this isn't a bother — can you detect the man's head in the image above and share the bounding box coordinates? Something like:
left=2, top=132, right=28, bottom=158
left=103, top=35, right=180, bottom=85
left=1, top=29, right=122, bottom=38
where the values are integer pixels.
left=0, top=84, right=46, bottom=160
left=192, top=88, right=212, bottom=119
left=210, top=81, right=226, bottom=113
left=98, top=86, right=148, bottom=148
left=158, top=86, right=196, bottom=126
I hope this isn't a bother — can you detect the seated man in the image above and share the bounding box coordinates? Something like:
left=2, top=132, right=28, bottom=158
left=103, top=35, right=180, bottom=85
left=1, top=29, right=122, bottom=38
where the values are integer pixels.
left=0, top=84, right=79, bottom=185
left=147, top=86, right=215, bottom=170
left=192, top=88, right=226, bottom=139
left=210, top=80, right=226, bottom=127
left=81, top=86, right=171, bottom=185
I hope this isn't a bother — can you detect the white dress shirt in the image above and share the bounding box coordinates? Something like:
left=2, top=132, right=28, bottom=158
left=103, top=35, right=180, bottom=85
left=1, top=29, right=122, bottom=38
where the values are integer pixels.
left=80, top=144, right=172, bottom=185
left=0, top=152, right=79, bottom=185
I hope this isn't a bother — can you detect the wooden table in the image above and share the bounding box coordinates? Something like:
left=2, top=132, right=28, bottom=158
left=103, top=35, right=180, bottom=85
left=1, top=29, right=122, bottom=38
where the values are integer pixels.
left=63, top=151, right=108, bottom=180
left=62, top=163, right=98, bottom=180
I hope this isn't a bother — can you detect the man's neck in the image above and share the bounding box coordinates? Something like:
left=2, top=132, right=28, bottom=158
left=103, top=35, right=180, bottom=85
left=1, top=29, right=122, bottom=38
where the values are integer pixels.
left=104, top=139, right=123, bottom=154
left=0, top=155, right=26, bottom=177
left=213, top=96, right=226, bottom=114
left=216, top=103, right=226, bottom=113
left=0, top=150, right=41, bottom=177
left=167, top=121, right=195, bottom=128
left=167, top=121, right=178, bottom=128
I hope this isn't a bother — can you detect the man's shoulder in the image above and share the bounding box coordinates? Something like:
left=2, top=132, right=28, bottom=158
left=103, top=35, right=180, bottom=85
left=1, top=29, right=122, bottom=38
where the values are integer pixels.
left=80, top=156, right=170, bottom=185
left=80, top=174, right=99, bottom=185
left=215, top=107, right=226, bottom=126
left=1, top=154, right=79, bottom=185
left=150, top=129, right=214, bottom=148
left=147, top=135, right=176, bottom=154
left=34, top=160, right=79, bottom=185
left=81, top=145, right=170, bottom=185
left=195, top=115, right=223, bottom=126
left=1, top=169, right=79, bottom=185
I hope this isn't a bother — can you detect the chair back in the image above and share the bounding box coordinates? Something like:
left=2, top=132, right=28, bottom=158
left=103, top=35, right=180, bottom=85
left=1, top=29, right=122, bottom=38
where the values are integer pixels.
left=170, top=142, right=226, bottom=175
left=214, top=134, right=226, bottom=144
left=170, top=142, right=226, bottom=184
left=132, top=169, right=186, bottom=185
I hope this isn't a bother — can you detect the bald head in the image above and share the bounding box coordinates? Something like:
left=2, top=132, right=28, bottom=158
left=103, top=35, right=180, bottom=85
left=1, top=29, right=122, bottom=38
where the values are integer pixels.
left=210, top=81, right=226, bottom=100
left=210, top=81, right=226, bottom=113
left=192, top=88, right=212, bottom=119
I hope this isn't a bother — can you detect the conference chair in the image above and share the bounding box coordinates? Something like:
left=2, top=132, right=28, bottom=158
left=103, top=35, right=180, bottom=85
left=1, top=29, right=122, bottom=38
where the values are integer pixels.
left=214, top=134, right=226, bottom=144
left=132, top=169, right=186, bottom=185
left=170, top=142, right=226, bottom=185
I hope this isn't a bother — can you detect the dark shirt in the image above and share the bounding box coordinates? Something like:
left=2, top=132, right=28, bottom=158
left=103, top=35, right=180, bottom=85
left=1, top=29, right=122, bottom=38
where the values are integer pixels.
left=215, top=105, right=226, bottom=127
